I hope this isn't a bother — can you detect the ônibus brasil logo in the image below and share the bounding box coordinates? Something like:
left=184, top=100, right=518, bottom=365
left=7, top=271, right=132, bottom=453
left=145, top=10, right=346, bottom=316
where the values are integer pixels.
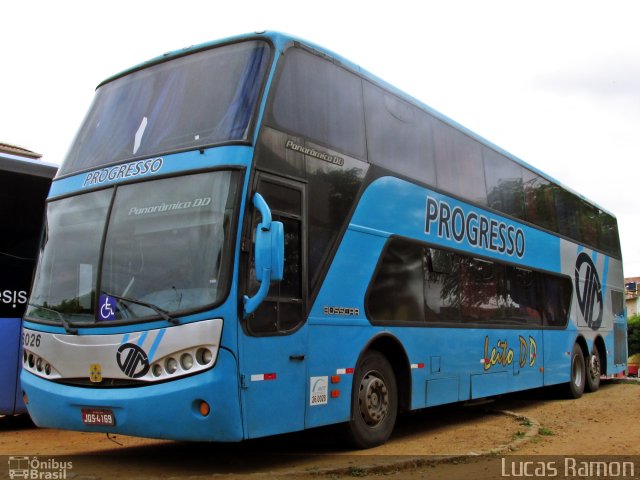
left=574, top=252, right=603, bottom=330
left=116, top=343, right=150, bottom=378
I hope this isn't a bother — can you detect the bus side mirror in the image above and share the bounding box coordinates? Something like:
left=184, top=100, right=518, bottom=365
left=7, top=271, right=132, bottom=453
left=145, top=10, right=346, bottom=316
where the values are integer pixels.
left=243, top=193, right=284, bottom=317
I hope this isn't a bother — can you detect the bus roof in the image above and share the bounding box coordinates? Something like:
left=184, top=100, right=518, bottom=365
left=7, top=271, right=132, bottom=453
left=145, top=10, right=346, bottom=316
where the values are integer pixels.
left=98, top=31, right=614, bottom=218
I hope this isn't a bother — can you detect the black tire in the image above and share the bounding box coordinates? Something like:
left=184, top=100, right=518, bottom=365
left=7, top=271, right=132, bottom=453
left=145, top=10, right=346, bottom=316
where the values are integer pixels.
left=345, top=350, right=397, bottom=449
left=585, top=346, right=601, bottom=393
left=564, top=343, right=586, bottom=399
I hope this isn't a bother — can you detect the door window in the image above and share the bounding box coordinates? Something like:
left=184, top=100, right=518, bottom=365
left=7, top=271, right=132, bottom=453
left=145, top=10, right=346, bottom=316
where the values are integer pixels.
left=246, top=177, right=305, bottom=335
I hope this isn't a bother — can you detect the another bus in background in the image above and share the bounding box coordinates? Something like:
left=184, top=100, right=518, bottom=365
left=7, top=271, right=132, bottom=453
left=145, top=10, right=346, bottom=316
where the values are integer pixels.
left=0, top=143, right=56, bottom=415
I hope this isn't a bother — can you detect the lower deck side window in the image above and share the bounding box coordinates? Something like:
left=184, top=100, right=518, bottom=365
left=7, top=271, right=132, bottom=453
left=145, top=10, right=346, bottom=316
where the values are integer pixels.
left=366, top=238, right=572, bottom=328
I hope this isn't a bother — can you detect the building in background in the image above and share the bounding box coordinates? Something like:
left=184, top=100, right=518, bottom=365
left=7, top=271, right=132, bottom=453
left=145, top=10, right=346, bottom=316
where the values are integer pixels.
left=625, top=277, right=640, bottom=317
left=0, top=142, right=42, bottom=160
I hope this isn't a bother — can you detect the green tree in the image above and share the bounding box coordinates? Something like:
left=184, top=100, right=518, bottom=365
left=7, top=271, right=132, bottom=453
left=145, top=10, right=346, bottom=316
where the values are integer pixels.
left=628, top=314, right=640, bottom=355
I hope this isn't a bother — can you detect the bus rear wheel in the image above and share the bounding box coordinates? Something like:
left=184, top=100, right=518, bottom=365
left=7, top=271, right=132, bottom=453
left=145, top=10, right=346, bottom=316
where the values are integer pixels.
left=345, top=350, right=397, bottom=449
left=585, top=346, right=601, bottom=393
left=565, top=343, right=586, bottom=399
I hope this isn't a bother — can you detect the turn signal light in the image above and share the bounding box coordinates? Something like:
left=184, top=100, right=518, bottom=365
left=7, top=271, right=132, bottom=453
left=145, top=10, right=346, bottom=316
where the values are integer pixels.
left=199, top=401, right=211, bottom=417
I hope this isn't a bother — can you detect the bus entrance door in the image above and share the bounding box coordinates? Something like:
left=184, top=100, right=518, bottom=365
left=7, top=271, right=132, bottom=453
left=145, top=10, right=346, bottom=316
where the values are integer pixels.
left=240, top=174, right=308, bottom=438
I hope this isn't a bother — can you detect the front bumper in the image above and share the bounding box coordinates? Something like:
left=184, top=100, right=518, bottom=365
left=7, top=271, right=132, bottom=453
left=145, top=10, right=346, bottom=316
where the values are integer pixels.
left=22, top=348, right=243, bottom=442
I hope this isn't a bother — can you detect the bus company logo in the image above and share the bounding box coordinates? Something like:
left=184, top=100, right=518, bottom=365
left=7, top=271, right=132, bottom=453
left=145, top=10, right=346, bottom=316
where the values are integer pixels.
left=82, top=157, right=163, bottom=187
left=425, top=196, right=526, bottom=258
left=574, top=252, right=603, bottom=330
left=116, top=343, right=150, bottom=378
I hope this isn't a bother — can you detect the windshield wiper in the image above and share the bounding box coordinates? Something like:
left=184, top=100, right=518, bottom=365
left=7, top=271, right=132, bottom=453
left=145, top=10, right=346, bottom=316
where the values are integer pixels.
left=102, top=292, right=179, bottom=325
left=27, top=303, right=78, bottom=335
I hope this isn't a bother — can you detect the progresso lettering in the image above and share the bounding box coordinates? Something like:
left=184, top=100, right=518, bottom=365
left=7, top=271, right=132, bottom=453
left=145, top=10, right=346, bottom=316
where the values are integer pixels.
left=425, top=196, right=525, bottom=258
left=83, top=158, right=163, bottom=187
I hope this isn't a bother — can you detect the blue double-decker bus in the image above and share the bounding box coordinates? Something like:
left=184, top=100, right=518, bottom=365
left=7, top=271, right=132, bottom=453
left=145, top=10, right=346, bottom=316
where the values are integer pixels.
left=21, top=32, right=626, bottom=447
left=0, top=145, right=56, bottom=415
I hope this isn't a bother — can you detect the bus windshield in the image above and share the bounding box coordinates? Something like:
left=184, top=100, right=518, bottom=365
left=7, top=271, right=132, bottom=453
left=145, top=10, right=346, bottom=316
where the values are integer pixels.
left=26, top=170, right=240, bottom=326
left=60, top=40, right=271, bottom=176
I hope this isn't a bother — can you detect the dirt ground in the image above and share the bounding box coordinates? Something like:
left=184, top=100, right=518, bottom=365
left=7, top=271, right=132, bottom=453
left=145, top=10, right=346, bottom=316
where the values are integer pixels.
left=0, top=379, right=639, bottom=479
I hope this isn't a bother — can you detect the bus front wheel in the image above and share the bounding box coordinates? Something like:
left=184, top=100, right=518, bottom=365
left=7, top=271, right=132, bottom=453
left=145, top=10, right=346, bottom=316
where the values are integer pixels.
left=565, top=343, right=586, bottom=399
left=345, top=350, right=397, bottom=449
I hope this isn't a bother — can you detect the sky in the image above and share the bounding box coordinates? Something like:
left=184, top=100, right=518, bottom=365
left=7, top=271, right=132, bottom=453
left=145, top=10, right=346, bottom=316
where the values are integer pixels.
left=2, top=0, right=639, bottom=275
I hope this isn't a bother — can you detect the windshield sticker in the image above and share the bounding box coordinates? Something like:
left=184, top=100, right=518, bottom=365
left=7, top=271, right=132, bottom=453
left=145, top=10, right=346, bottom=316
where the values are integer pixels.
left=82, top=157, right=163, bottom=187
left=128, top=197, right=212, bottom=216
left=98, top=294, right=116, bottom=322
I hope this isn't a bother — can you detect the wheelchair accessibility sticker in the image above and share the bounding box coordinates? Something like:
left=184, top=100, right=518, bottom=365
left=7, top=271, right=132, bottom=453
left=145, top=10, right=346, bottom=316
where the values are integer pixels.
left=98, top=294, right=116, bottom=321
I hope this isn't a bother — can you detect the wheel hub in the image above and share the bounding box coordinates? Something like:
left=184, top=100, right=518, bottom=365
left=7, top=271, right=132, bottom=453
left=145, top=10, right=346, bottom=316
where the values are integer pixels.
left=589, top=354, right=600, bottom=380
left=358, top=372, right=389, bottom=426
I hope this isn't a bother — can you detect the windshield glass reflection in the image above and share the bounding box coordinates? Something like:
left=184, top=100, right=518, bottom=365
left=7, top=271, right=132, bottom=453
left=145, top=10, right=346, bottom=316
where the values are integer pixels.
left=26, top=170, right=240, bottom=326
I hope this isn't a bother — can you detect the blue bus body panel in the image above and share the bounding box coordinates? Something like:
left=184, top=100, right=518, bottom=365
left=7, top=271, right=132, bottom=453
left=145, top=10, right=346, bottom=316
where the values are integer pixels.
left=0, top=318, right=24, bottom=414
left=302, top=176, right=623, bottom=429
left=22, top=348, right=243, bottom=442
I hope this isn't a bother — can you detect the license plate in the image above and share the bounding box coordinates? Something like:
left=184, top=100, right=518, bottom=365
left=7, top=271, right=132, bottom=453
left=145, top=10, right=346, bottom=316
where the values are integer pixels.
left=81, top=408, right=116, bottom=426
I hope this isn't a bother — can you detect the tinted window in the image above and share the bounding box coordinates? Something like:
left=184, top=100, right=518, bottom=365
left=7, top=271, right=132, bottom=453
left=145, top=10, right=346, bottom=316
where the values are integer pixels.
left=539, top=274, right=572, bottom=327
left=366, top=241, right=426, bottom=323
left=555, top=188, right=581, bottom=240
left=433, top=120, right=486, bottom=205
left=246, top=178, right=305, bottom=335
left=523, top=170, right=558, bottom=232
left=62, top=41, right=271, bottom=175
left=306, top=161, right=366, bottom=290
left=599, top=211, right=621, bottom=257
left=578, top=199, right=599, bottom=247
left=484, top=147, right=524, bottom=218
left=364, top=82, right=435, bottom=183
left=254, top=127, right=369, bottom=299
left=611, top=290, right=624, bottom=318
left=367, top=239, right=570, bottom=328
left=424, top=248, right=461, bottom=322
left=271, top=48, right=366, bottom=158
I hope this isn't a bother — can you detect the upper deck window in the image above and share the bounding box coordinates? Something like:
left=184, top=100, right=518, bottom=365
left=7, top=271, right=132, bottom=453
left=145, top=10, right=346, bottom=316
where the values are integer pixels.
left=60, top=40, right=271, bottom=176
left=270, top=47, right=366, bottom=159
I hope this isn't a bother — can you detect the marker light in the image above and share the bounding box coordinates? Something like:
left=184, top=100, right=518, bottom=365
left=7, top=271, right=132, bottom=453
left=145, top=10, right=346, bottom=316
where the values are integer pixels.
left=180, top=353, right=194, bottom=370
left=152, top=364, right=163, bottom=377
left=196, top=348, right=213, bottom=365
left=165, top=357, right=178, bottom=375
